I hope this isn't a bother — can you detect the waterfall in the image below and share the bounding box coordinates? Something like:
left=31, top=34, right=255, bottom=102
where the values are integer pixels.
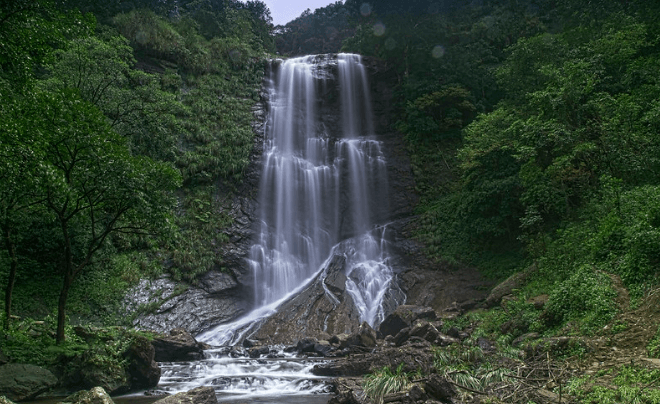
left=199, top=53, right=397, bottom=346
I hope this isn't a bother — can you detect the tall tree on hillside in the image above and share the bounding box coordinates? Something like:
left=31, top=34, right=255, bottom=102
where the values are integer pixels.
left=27, top=89, right=180, bottom=343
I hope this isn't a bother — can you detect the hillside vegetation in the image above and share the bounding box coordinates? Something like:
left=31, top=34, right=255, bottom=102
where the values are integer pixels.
left=0, top=0, right=272, bottom=344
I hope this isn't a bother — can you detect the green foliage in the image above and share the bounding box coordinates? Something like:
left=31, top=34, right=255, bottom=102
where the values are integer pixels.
left=0, top=1, right=94, bottom=85
left=566, top=366, right=660, bottom=404
left=433, top=345, right=512, bottom=394
left=168, top=186, right=232, bottom=281
left=474, top=297, right=544, bottom=340
left=398, top=85, right=476, bottom=143
left=41, top=34, right=182, bottom=161
left=649, top=326, right=660, bottom=358
left=363, top=364, right=412, bottom=404
left=0, top=313, right=87, bottom=366
left=544, top=265, right=617, bottom=333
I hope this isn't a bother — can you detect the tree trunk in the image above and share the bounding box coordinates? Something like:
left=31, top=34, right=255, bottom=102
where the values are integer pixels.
left=56, top=269, right=73, bottom=344
left=3, top=225, right=17, bottom=329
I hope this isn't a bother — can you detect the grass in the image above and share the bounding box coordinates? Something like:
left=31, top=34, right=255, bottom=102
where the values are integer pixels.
left=363, top=364, right=412, bottom=404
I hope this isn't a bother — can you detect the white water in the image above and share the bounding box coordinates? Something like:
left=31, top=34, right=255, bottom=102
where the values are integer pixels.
left=184, top=54, right=399, bottom=402
left=158, top=348, right=330, bottom=403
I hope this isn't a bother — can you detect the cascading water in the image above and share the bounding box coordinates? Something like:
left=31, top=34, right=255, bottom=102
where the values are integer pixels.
left=165, top=54, right=402, bottom=402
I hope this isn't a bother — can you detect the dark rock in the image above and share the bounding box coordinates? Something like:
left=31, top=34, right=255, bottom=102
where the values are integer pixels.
left=476, top=337, right=495, bottom=353
left=249, top=346, right=270, bottom=358
left=296, top=338, right=318, bottom=353
left=313, top=342, right=334, bottom=356
left=379, top=313, right=409, bottom=338
left=393, top=327, right=411, bottom=346
left=323, top=255, right=347, bottom=297
left=379, top=305, right=436, bottom=337
left=198, top=271, right=238, bottom=294
left=407, top=384, right=427, bottom=402
left=152, top=328, right=205, bottom=362
left=313, top=343, right=435, bottom=377
left=484, top=263, right=537, bottom=308
left=125, top=335, right=161, bottom=389
left=59, top=387, right=114, bottom=404
left=0, top=363, right=58, bottom=401
left=328, top=378, right=362, bottom=404
left=408, top=322, right=442, bottom=344
left=446, top=327, right=460, bottom=339
left=152, top=386, right=218, bottom=404
left=338, top=323, right=377, bottom=349
left=424, top=374, right=456, bottom=403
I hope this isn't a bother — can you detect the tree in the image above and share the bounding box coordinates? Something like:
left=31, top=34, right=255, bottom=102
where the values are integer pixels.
left=41, top=35, right=182, bottom=161
left=28, top=89, right=180, bottom=343
left=0, top=90, right=45, bottom=327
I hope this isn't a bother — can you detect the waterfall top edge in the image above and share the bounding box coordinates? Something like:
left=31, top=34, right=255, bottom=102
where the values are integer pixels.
left=269, top=53, right=364, bottom=63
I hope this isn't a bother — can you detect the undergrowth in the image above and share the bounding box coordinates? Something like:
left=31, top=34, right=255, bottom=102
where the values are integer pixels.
left=363, top=364, right=412, bottom=404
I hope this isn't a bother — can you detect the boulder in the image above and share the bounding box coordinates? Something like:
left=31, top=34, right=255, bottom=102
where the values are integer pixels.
left=328, top=378, right=362, bottom=404
left=58, top=387, right=114, bottom=404
left=125, top=335, right=161, bottom=388
left=379, top=305, right=436, bottom=337
left=484, top=263, right=537, bottom=308
left=152, top=328, right=206, bottom=362
left=424, top=374, right=456, bottom=403
left=76, top=355, right=129, bottom=396
left=0, top=364, right=58, bottom=401
left=408, top=322, right=441, bottom=345
left=338, top=323, right=377, bottom=349
left=248, top=346, right=270, bottom=358
left=152, top=386, right=218, bottom=404
left=313, top=342, right=435, bottom=377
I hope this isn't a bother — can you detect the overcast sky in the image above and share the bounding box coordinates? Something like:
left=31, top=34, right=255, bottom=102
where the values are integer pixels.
left=262, top=0, right=341, bottom=26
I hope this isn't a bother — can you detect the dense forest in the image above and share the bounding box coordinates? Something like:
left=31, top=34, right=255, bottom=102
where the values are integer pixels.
left=2, top=0, right=660, bottom=398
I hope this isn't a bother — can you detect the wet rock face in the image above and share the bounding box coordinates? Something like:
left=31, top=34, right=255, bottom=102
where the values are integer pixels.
left=249, top=254, right=363, bottom=345
left=125, top=273, right=249, bottom=335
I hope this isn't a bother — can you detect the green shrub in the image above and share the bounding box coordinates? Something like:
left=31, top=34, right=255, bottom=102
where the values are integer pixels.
left=544, top=265, right=617, bottom=333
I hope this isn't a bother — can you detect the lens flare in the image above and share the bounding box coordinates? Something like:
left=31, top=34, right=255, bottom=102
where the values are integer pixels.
left=385, top=38, right=396, bottom=50
left=431, top=45, right=445, bottom=58
left=360, top=3, right=372, bottom=17
left=373, top=22, right=386, bottom=37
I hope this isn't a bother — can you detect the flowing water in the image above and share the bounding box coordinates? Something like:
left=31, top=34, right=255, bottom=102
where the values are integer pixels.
left=160, top=54, right=400, bottom=402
